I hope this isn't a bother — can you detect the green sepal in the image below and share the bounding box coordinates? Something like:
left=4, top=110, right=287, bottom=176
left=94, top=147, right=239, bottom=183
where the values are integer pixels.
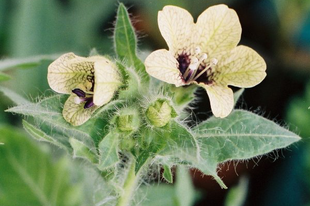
left=168, top=84, right=197, bottom=107
left=134, top=120, right=199, bottom=173
left=146, top=99, right=177, bottom=128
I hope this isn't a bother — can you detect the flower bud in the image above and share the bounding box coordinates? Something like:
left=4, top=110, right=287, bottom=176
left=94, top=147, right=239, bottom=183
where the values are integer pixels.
left=115, top=108, right=140, bottom=133
left=146, top=99, right=177, bottom=127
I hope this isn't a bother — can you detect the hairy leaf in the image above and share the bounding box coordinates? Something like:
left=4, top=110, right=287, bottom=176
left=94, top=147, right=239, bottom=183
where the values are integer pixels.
left=114, top=3, right=149, bottom=83
left=98, top=132, right=119, bottom=170
left=193, top=110, right=301, bottom=188
left=6, top=95, right=95, bottom=149
left=70, top=138, right=98, bottom=164
left=159, top=121, right=199, bottom=164
left=22, top=120, right=72, bottom=153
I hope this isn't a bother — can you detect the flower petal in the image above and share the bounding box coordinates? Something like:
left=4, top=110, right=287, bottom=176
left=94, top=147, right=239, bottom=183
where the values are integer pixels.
left=48, top=53, right=95, bottom=94
left=158, top=6, right=194, bottom=54
left=145, top=49, right=184, bottom=87
left=196, top=4, right=241, bottom=58
left=93, top=59, right=122, bottom=106
left=217, top=45, right=267, bottom=88
left=63, top=94, right=98, bottom=126
left=201, top=84, right=234, bottom=118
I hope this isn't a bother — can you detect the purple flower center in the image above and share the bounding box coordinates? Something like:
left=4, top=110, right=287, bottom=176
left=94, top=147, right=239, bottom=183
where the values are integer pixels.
left=176, top=50, right=216, bottom=85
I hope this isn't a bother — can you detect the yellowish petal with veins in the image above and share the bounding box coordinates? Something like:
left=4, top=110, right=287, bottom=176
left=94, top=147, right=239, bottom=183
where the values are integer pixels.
left=62, top=94, right=98, bottom=126
left=201, top=84, right=234, bottom=118
left=196, top=4, right=241, bottom=59
left=48, top=53, right=94, bottom=94
left=145, top=49, right=184, bottom=87
left=218, top=45, right=267, bottom=88
left=158, top=6, right=194, bottom=54
left=93, top=59, right=123, bottom=106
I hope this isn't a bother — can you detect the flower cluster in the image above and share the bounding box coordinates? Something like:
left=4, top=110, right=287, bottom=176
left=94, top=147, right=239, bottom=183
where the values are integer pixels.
left=47, top=4, right=266, bottom=126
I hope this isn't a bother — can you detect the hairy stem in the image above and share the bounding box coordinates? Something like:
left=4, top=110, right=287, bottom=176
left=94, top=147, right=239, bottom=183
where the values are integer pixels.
left=116, top=156, right=138, bottom=206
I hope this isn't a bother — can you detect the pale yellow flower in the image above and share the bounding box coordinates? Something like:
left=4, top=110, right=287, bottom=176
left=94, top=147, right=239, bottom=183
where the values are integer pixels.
left=48, top=53, right=122, bottom=126
left=145, top=5, right=266, bottom=118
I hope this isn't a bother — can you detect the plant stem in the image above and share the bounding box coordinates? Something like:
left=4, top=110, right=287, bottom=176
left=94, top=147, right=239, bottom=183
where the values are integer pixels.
left=116, top=156, right=137, bottom=206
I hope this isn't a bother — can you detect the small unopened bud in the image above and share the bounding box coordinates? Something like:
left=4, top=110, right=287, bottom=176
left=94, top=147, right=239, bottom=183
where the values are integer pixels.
left=115, top=108, right=140, bottom=133
left=146, top=99, right=177, bottom=127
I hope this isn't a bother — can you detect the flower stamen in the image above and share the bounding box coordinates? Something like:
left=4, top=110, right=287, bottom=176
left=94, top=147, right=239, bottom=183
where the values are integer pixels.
left=193, top=58, right=218, bottom=81
left=72, top=88, right=95, bottom=108
left=182, top=47, right=208, bottom=82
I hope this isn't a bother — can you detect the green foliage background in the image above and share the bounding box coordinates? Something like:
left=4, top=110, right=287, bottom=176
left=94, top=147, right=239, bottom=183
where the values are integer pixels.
left=0, top=0, right=310, bottom=206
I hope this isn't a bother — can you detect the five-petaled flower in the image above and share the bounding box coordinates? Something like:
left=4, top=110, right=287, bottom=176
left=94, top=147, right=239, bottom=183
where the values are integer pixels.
left=145, top=4, right=267, bottom=118
left=48, top=53, right=122, bottom=126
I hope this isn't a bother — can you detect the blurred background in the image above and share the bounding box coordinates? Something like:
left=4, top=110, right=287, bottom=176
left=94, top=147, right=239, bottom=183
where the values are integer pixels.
left=0, top=0, right=310, bottom=205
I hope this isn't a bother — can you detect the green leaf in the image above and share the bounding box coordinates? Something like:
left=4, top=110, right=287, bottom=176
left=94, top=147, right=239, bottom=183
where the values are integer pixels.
left=6, top=95, right=96, bottom=149
left=114, top=3, right=149, bottom=83
left=175, top=166, right=196, bottom=206
left=69, top=138, right=98, bottom=164
left=193, top=110, right=301, bottom=188
left=0, top=125, right=83, bottom=206
left=224, top=176, right=249, bottom=206
left=22, top=120, right=72, bottom=153
left=159, top=121, right=199, bottom=164
left=0, top=54, right=58, bottom=71
left=0, top=72, right=11, bottom=81
left=0, top=86, right=30, bottom=105
left=163, top=164, right=173, bottom=183
left=98, top=132, right=119, bottom=170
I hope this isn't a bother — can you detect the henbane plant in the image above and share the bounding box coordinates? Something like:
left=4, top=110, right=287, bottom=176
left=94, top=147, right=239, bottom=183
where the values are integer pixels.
left=0, top=3, right=300, bottom=206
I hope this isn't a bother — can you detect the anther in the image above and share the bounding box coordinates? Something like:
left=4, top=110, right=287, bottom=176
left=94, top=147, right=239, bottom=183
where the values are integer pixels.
left=193, top=58, right=218, bottom=81
left=211, top=58, right=218, bottom=66
left=194, top=47, right=201, bottom=55
left=72, top=88, right=86, bottom=98
left=188, top=57, right=199, bottom=70
left=84, top=98, right=95, bottom=109
left=198, top=53, right=208, bottom=62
